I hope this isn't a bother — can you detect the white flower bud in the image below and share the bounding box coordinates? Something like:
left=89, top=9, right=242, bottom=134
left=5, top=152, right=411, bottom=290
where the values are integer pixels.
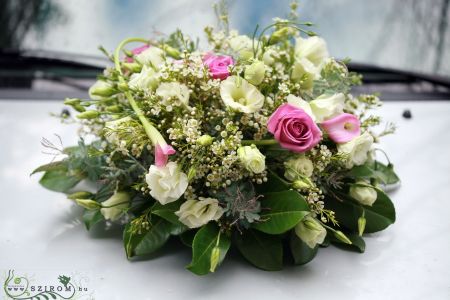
left=349, top=181, right=378, bottom=206
left=100, top=192, right=130, bottom=221
left=135, top=46, right=165, bottom=69
left=237, top=145, right=266, bottom=174
left=295, top=215, right=327, bottom=248
left=244, top=60, right=265, bottom=85
left=284, top=155, right=314, bottom=181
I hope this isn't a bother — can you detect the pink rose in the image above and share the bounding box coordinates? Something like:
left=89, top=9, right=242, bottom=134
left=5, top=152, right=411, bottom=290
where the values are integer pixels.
left=321, top=113, right=360, bottom=143
left=203, top=53, right=234, bottom=80
left=267, top=104, right=322, bottom=153
left=125, top=45, right=150, bottom=62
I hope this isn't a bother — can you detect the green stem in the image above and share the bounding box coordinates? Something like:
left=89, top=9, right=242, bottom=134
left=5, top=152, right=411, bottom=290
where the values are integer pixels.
left=113, top=37, right=165, bottom=146
left=241, top=139, right=278, bottom=146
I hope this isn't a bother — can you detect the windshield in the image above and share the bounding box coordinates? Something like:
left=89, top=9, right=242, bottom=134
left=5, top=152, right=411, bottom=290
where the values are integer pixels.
left=1, top=0, right=449, bottom=77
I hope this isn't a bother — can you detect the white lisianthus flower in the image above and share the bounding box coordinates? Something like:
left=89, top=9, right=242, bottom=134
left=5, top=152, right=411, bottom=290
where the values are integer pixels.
left=291, top=57, right=320, bottom=90
left=244, top=60, right=265, bottom=85
left=136, top=47, right=165, bottom=69
left=350, top=181, right=378, bottom=206
left=104, top=116, right=133, bottom=145
left=286, top=94, right=316, bottom=121
left=145, top=162, right=188, bottom=205
left=295, top=215, right=327, bottom=248
left=89, top=80, right=115, bottom=100
left=237, top=145, right=266, bottom=174
left=175, top=197, right=224, bottom=228
left=156, top=82, right=190, bottom=107
left=284, top=155, right=314, bottom=181
left=262, top=48, right=277, bottom=65
left=295, top=36, right=329, bottom=67
left=229, top=35, right=254, bottom=60
left=220, top=76, right=264, bottom=113
left=309, top=93, right=345, bottom=122
left=100, top=192, right=130, bottom=221
left=337, top=132, right=374, bottom=168
left=128, top=65, right=159, bottom=91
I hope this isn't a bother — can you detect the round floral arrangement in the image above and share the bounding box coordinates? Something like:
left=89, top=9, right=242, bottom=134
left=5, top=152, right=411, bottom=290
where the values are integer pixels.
left=34, top=3, right=399, bottom=275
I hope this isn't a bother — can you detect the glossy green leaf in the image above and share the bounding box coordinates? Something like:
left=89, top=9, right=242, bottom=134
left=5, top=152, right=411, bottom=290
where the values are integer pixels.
left=347, top=161, right=400, bottom=185
left=180, top=230, right=197, bottom=247
left=186, top=223, right=230, bottom=275
left=123, top=216, right=172, bottom=258
left=290, top=232, right=319, bottom=265
left=252, top=190, right=310, bottom=234
left=82, top=209, right=104, bottom=230
left=255, top=169, right=289, bottom=194
left=234, top=229, right=283, bottom=271
left=330, top=232, right=366, bottom=253
left=151, top=200, right=183, bottom=225
left=325, top=189, right=395, bottom=233
left=39, top=169, right=82, bottom=193
left=31, top=161, right=64, bottom=175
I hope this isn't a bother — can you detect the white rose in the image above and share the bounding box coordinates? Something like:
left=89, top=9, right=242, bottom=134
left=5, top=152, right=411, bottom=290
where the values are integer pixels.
left=349, top=181, right=378, bottom=206
left=100, top=192, right=130, bottom=221
left=175, top=197, right=224, bottom=228
left=220, top=76, right=264, bottom=113
left=337, top=132, right=374, bottom=168
left=136, top=47, right=165, bottom=69
left=284, top=155, right=314, bottom=181
left=286, top=94, right=316, bottom=121
left=145, top=162, right=188, bottom=205
left=295, top=215, right=327, bottom=248
left=229, top=35, right=254, bottom=60
left=291, top=57, right=320, bottom=90
left=128, top=65, right=159, bottom=91
left=295, top=36, right=329, bottom=67
left=156, top=82, right=190, bottom=107
left=237, top=145, right=266, bottom=174
left=309, top=93, right=345, bottom=122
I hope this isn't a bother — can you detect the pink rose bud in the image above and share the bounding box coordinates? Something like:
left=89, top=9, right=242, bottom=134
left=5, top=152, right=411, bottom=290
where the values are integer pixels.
left=321, top=113, right=360, bottom=143
left=267, top=104, right=322, bottom=153
left=125, top=45, right=150, bottom=62
left=203, top=52, right=234, bottom=80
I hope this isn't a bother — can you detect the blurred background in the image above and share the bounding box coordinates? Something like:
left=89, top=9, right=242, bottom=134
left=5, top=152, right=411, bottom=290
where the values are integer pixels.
left=1, top=0, right=450, bottom=100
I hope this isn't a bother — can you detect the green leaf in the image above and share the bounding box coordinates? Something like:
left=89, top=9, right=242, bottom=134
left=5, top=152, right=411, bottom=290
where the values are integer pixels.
left=82, top=209, right=104, bottom=230
left=347, top=161, right=400, bottom=185
left=255, top=169, right=289, bottom=194
left=289, top=232, right=318, bottom=265
left=31, top=161, right=65, bottom=175
left=234, top=229, right=283, bottom=271
left=123, top=216, right=172, bottom=258
left=39, top=169, right=82, bottom=193
left=151, top=200, right=183, bottom=225
left=325, top=189, right=395, bottom=234
left=330, top=232, right=366, bottom=253
left=372, top=161, right=400, bottom=185
left=180, top=230, right=197, bottom=247
left=186, top=223, right=230, bottom=275
left=252, top=190, right=310, bottom=234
